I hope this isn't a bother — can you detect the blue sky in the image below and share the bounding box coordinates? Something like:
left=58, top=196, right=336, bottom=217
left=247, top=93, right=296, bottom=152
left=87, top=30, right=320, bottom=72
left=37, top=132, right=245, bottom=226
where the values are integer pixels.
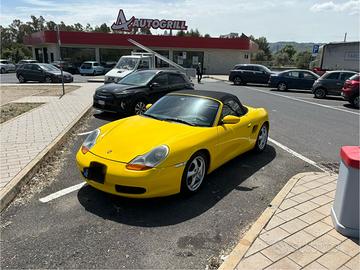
left=1, top=0, right=359, bottom=42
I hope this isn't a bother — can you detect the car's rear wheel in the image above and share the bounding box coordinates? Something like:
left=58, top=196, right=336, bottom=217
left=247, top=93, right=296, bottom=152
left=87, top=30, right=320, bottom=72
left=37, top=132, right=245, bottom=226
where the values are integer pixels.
left=233, top=76, right=242, bottom=85
left=277, top=82, right=287, bottom=91
left=133, top=100, right=147, bottom=115
left=0, top=68, right=5, bottom=74
left=45, top=76, right=52, bottom=83
left=314, top=88, right=326, bottom=99
left=350, top=96, right=359, bottom=109
left=18, top=74, right=26, bottom=83
left=181, top=152, right=208, bottom=194
left=254, top=123, right=268, bottom=152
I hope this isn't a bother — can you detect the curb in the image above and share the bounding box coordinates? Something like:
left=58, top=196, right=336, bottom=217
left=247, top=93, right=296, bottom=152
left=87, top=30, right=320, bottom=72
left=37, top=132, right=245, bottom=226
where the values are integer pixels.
left=218, top=172, right=327, bottom=270
left=0, top=103, right=93, bottom=212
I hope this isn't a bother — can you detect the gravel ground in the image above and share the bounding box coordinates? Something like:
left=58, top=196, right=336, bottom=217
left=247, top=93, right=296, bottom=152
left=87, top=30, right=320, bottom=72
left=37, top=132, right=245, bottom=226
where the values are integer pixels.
left=0, top=85, right=80, bottom=105
left=0, top=103, right=44, bottom=123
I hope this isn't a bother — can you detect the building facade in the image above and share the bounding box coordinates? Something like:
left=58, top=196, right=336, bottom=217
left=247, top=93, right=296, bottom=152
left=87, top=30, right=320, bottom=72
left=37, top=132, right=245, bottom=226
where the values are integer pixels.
left=24, top=31, right=258, bottom=74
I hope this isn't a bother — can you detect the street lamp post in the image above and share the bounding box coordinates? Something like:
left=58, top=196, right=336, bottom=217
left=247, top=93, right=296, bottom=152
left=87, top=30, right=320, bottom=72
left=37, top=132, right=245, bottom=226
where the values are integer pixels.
left=55, top=25, right=65, bottom=97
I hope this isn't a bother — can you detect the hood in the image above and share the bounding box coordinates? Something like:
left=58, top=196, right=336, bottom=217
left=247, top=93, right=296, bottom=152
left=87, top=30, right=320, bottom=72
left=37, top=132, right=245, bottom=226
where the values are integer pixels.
left=90, top=116, right=205, bottom=163
left=95, top=83, right=142, bottom=94
left=105, top=68, right=134, bottom=78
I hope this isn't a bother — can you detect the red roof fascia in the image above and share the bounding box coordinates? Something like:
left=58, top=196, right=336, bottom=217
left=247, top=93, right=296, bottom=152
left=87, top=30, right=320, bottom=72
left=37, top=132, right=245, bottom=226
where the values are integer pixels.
left=24, top=31, right=251, bottom=50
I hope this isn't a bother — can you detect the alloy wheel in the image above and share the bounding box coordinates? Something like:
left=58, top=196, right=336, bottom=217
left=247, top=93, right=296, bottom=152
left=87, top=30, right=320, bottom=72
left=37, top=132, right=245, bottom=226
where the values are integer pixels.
left=134, top=101, right=146, bottom=115
left=257, top=125, right=268, bottom=150
left=234, top=77, right=242, bottom=85
left=314, top=88, right=326, bottom=99
left=186, top=156, right=206, bottom=191
left=278, top=82, right=287, bottom=91
left=18, top=75, right=25, bottom=83
left=45, top=76, right=52, bottom=83
left=353, top=96, right=359, bottom=109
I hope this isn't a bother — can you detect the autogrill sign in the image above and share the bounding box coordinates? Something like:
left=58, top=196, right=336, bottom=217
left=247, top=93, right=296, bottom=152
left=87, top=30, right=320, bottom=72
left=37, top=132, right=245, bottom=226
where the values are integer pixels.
left=111, top=9, right=188, bottom=31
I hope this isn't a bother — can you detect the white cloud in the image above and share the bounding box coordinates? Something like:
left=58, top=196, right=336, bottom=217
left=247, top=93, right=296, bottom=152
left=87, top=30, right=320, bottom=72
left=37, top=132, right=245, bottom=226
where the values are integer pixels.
left=310, top=0, right=360, bottom=15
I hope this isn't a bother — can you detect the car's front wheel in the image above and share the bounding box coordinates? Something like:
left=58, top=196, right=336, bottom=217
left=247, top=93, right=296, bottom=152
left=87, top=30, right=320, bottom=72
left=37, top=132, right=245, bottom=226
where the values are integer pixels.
left=350, top=96, right=359, bottom=109
left=0, top=68, right=5, bottom=74
left=314, top=88, right=326, bottom=99
left=277, top=82, right=287, bottom=91
left=18, top=74, right=26, bottom=83
left=45, top=76, right=53, bottom=83
left=254, top=123, right=268, bottom=152
left=133, top=99, right=147, bottom=115
left=233, top=76, right=242, bottom=85
left=181, top=152, right=208, bottom=194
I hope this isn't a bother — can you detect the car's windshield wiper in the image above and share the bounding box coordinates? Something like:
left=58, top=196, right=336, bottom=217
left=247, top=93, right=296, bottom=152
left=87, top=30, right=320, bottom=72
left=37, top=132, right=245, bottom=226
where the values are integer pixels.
left=162, top=117, right=195, bottom=126
left=142, top=113, right=160, bottom=120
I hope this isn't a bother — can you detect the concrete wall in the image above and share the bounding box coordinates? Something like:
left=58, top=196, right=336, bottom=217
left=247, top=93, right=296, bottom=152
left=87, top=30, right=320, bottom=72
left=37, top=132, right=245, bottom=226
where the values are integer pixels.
left=204, top=49, right=250, bottom=74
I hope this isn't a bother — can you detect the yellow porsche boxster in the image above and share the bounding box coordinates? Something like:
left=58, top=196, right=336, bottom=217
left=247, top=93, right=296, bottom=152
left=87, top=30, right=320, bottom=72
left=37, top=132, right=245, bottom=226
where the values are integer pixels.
left=76, top=90, right=269, bottom=198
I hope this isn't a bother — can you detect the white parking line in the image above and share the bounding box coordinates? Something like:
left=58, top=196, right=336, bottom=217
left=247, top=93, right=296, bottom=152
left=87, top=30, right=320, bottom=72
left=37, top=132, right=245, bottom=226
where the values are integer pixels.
left=244, top=86, right=359, bottom=116
left=77, top=131, right=92, bottom=136
left=39, top=182, right=86, bottom=203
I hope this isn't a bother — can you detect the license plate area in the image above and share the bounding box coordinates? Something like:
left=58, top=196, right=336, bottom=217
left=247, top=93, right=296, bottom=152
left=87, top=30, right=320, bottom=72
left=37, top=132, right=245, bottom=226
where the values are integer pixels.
left=98, top=100, right=105, bottom=105
left=83, top=162, right=106, bottom=184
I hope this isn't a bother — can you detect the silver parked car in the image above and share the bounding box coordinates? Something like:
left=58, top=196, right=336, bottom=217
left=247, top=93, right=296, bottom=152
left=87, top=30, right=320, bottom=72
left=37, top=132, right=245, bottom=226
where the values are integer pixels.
left=0, top=59, right=16, bottom=73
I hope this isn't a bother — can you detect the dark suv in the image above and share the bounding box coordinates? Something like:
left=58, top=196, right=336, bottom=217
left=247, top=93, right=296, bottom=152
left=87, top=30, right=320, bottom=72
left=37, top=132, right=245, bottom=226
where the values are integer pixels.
left=312, top=70, right=357, bottom=98
left=93, top=69, right=194, bottom=115
left=229, top=64, right=272, bottom=85
left=16, top=63, right=73, bottom=83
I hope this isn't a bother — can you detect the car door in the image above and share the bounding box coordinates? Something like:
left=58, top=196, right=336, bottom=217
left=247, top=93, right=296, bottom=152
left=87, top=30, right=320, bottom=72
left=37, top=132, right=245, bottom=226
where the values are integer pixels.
left=336, top=72, right=356, bottom=95
left=301, top=71, right=318, bottom=89
left=216, top=98, right=253, bottom=164
left=252, top=66, right=268, bottom=84
left=148, top=73, right=170, bottom=102
left=168, top=73, right=187, bottom=91
left=323, top=72, right=341, bottom=94
left=31, top=64, right=44, bottom=81
left=285, top=71, right=301, bottom=89
left=23, top=64, right=37, bottom=80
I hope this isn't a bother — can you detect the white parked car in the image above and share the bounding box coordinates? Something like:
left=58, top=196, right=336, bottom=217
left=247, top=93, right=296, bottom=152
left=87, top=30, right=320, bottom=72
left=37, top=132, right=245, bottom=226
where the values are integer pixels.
left=79, top=61, right=105, bottom=76
left=0, top=59, right=16, bottom=73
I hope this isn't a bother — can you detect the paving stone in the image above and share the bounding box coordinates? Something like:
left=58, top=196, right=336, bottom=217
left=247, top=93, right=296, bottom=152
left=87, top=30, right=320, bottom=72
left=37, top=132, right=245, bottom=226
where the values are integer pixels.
left=311, top=194, right=333, bottom=205
left=336, top=239, right=360, bottom=257
left=321, top=216, right=333, bottom=226
left=294, top=201, right=319, bottom=213
left=315, top=203, right=332, bottom=216
left=327, top=229, right=349, bottom=242
left=265, top=257, right=301, bottom=270
left=309, top=233, right=341, bottom=253
left=264, top=215, right=286, bottom=231
left=316, top=248, right=351, bottom=270
left=276, top=208, right=303, bottom=222
left=299, top=210, right=326, bottom=224
left=345, top=253, right=359, bottom=269
left=236, top=252, right=272, bottom=270
left=280, top=218, right=310, bottom=234
left=306, top=187, right=329, bottom=197
left=303, top=261, right=328, bottom=270
left=261, top=241, right=295, bottom=262
left=260, top=227, right=290, bottom=245
left=279, top=198, right=298, bottom=211
left=245, top=238, right=269, bottom=257
left=304, top=220, right=333, bottom=238
left=288, top=245, right=322, bottom=267
left=291, top=192, right=314, bottom=204
left=291, top=185, right=310, bottom=195
left=283, top=230, right=315, bottom=249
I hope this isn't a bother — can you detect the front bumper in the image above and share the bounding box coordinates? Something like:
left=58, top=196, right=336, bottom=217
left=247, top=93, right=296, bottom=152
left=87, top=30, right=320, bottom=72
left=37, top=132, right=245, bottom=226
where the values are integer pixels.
left=76, top=150, right=184, bottom=198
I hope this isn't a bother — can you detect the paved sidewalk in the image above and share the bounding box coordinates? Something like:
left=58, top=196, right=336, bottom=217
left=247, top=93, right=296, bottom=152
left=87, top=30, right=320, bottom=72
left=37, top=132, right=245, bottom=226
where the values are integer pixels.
left=222, top=172, right=359, bottom=270
left=0, top=83, right=101, bottom=206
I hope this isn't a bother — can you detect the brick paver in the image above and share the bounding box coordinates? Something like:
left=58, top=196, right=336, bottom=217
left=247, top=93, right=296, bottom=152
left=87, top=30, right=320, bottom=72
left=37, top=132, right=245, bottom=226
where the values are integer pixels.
left=235, top=172, right=359, bottom=270
left=0, top=83, right=100, bottom=193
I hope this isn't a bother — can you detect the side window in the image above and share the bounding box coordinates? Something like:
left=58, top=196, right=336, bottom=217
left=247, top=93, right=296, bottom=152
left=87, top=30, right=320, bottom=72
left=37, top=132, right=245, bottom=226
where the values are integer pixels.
left=23, top=64, right=32, bottom=70
left=303, top=72, right=316, bottom=79
left=252, top=66, right=260, bottom=72
left=138, top=60, right=150, bottom=69
left=325, top=73, right=340, bottom=80
left=221, top=98, right=245, bottom=118
left=31, top=64, right=41, bottom=71
left=169, top=74, right=185, bottom=84
left=340, top=73, right=355, bottom=81
left=93, top=63, right=99, bottom=66
left=288, top=71, right=300, bottom=78
left=152, top=73, right=168, bottom=86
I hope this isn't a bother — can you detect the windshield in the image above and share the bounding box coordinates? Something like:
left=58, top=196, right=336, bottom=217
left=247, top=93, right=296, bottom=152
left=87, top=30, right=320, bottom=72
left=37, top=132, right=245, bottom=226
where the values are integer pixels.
left=144, top=95, right=220, bottom=127
left=115, top=57, right=139, bottom=70
left=119, top=71, right=157, bottom=85
left=39, top=64, right=60, bottom=72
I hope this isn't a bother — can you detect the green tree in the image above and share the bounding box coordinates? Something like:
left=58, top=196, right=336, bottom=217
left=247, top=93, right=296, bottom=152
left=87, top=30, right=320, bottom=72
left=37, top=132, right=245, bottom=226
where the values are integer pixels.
left=139, top=27, right=152, bottom=35
left=176, top=30, right=186, bottom=37
left=274, top=52, right=289, bottom=66
left=204, top=33, right=211, bottom=38
left=249, top=36, right=272, bottom=61
left=94, top=23, right=110, bottom=33
left=280, top=45, right=297, bottom=61
left=295, top=51, right=313, bottom=69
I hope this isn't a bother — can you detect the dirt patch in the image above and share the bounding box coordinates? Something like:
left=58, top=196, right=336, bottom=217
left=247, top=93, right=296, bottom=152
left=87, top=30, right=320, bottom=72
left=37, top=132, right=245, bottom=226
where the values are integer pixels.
left=0, top=85, right=80, bottom=105
left=0, top=103, right=44, bottom=124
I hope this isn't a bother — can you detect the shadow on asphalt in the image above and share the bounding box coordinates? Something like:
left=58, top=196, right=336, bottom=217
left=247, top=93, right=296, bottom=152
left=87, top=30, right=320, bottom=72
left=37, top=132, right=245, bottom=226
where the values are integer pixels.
left=343, top=103, right=359, bottom=110
left=93, top=111, right=127, bottom=121
left=77, top=145, right=276, bottom=227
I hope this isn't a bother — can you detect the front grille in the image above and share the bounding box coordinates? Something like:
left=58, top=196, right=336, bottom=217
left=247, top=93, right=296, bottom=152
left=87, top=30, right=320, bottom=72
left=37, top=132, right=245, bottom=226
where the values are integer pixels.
left=115, top=185, right=146, bottom=194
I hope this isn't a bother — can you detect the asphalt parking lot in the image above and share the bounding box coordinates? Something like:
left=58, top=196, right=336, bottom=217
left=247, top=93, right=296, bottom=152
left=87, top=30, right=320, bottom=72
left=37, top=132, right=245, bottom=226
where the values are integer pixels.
left=1, top=79, right=359, bottom=269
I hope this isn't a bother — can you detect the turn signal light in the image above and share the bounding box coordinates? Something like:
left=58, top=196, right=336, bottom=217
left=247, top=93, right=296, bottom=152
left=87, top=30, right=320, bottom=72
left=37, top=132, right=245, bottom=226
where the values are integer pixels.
left=81, top=146, right=90, bottom=154
left=125, top=164, right=152, bottom=171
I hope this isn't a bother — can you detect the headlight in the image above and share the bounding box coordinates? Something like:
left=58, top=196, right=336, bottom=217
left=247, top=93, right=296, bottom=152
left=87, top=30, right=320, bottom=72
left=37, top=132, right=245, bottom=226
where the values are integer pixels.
left=81, top=129, right=100, bottom=154
left=105, top=76, right=110, bottom=82
left=126, top=145, right=169, bottom=171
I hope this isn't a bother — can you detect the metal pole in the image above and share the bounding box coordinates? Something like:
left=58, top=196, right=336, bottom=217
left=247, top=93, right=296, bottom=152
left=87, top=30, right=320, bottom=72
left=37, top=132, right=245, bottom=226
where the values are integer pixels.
left=56, top=25, right=65, bottom=97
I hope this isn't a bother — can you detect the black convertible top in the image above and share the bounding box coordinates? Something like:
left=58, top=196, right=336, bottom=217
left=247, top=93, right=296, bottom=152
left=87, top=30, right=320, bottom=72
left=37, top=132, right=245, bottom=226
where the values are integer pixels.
left=171, top=90, right=238, bottom=103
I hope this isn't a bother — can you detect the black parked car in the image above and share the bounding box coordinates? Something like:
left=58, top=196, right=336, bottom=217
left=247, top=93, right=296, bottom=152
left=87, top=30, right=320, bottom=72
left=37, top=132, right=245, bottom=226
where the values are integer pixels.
left=229, top=64, right=272, bottom=85
left=51, top=60, right=78, bottom=74
left=268, top=70, right=319, bottom=91
left=312, top=70, right=357, bottom=99
left=93, top=69, right=194, bottom=115
left=16, top=63, right=73, bottom=83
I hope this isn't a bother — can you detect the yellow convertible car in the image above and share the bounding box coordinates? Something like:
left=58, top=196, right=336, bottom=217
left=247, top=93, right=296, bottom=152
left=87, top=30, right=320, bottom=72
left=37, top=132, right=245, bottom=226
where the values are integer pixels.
left=76, top=90, right=269, bottom=198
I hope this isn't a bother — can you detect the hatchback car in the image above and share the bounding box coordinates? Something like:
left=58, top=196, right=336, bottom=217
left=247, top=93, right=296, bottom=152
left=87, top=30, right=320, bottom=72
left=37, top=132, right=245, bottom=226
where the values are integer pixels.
left=342, top=74, right=359, bottom=108
left=79, top=61, right=105, bottom=75
left=0, top=59, right=16, bottom=73
left=229, top=64, right=273, bottom=85
left=268, top=70, right=319, bottom=91
left=93, top=69, right=194, bottom=115
left=16, top=63, right=73, bottom=83
left=312, top=70, right=357, bottom=99
left=15, top=59, right=38, bottom=70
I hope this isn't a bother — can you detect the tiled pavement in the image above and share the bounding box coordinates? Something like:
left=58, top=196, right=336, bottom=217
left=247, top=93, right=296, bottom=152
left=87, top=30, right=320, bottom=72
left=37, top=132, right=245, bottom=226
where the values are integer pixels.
left=236, top=172, right=359, bottom=270
left=0, top=83, right=101, bottom=192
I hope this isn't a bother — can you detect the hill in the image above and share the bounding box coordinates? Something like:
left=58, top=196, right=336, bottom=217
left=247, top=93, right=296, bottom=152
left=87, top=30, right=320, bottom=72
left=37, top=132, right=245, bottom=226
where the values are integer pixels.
left=269, top=42, right=325, bottom=53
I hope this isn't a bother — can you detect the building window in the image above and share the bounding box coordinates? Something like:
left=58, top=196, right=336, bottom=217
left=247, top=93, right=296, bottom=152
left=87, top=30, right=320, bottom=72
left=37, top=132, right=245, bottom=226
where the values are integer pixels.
left=99, top=48, right=132, bottom=64
left=244, top=54, right=249, bottom=59
left=60, top=47, right=96, bottom=67
left=173, top=51, right=204, bottom=69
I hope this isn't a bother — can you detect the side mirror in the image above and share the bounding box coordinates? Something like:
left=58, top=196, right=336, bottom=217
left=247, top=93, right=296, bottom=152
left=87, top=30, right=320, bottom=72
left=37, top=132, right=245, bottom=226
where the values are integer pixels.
left=150, top=82, right=160, bottom=88
left=145, top=104, right=152, bottom=110
left=222, top=115, right=240, bottom=125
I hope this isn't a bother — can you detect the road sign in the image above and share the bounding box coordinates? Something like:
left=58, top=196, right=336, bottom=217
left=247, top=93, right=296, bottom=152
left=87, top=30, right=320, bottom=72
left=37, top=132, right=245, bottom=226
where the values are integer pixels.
left=312, top=44, right=320, bottom=54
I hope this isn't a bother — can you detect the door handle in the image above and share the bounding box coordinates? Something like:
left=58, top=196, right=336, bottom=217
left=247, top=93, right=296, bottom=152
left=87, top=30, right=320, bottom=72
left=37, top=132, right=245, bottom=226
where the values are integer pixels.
left=248, top=123, right=252, bottom=128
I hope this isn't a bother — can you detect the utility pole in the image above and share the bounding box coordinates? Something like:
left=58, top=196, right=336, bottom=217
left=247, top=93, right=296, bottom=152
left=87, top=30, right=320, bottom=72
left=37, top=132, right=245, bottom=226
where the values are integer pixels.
left=55, top=24, right=65, bottom=97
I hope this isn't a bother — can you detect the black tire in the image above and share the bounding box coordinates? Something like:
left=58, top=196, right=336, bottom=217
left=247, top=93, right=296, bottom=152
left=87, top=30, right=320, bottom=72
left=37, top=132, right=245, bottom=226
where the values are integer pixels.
left=277, top=82, right=287, bottom=91
left=254, top=123, right=268, bottom=153
left=350, top=96, right=359, bottom=109
left=233, top=76, right=242, bottom=85
left=18, top=74, right=26, bottom=83
left=133, top=99, right=147, bottom=115
left=0, top=68, right=5, bottom=74
left=313, top=88, right=326, bottom=99
left=45, top=76, right=52, bottom=83
left=180, top=151, right=208, bottom=195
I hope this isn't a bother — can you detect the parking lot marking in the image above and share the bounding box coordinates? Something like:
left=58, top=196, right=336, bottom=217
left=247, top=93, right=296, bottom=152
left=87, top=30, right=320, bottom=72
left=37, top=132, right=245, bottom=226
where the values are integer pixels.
left=77, top=131, right=92, bottom=136
left=245, top=86, right=359, bottom=116
left=39, top=182, right=86, bottom=203
left=268, top=137, right=327, bottom=172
